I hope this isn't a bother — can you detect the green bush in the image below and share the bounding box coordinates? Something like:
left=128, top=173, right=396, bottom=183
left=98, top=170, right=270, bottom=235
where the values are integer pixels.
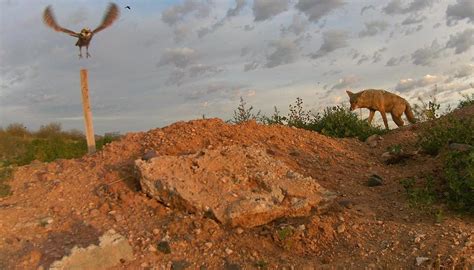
left=443, top=149, right=474, bottom=213
left=418, top=116, right=473, bottom=155
left=457, top=93, right=474, bottom=109
left=229, top=97, right=261, bottom=124
left=309, top=105, right=386, bottom=141
left=261, top=106, right=287, bottom=125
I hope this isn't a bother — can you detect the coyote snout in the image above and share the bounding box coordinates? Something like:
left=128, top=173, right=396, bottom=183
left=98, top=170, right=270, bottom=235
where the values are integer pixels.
left=346, top=89, right=416, bottom=130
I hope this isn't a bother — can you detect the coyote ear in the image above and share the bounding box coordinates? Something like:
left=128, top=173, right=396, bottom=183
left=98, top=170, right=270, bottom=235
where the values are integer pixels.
left=346, top=90, right=354, bottom=96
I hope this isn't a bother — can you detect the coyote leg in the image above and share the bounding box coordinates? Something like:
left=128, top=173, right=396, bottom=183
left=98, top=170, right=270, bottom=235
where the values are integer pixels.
left=368, top=109, right=375, bottom=125
left=380, top=110, right=389, bottom=130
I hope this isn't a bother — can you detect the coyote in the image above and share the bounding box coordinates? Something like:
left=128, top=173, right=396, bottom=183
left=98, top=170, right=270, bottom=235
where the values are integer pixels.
left=346, top=89, right=416, bottom=129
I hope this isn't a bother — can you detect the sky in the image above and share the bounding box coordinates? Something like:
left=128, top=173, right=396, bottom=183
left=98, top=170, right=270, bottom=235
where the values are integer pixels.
left=0, top=0, right=473, bottom=133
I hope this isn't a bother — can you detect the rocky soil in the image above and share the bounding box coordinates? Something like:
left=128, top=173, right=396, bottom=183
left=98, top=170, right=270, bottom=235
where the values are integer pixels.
left=0, top=105, right=473, bottom=269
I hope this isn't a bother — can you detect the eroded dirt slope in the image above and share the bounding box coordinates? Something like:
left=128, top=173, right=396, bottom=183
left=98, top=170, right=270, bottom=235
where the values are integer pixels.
left=0, top=106, right=473, bottom=269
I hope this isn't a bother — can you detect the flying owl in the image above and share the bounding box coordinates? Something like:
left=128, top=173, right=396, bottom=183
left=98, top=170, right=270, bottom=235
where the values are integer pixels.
left=43, top=3, right=119, bottom=58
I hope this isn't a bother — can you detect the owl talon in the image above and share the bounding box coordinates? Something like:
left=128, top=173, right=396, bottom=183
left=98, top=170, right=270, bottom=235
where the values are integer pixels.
left=86, top=52, right=91, bottom=58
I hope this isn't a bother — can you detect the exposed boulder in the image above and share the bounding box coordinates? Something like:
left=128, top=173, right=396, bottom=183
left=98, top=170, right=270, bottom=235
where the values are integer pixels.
left=135, top=145, right=335, bottom=228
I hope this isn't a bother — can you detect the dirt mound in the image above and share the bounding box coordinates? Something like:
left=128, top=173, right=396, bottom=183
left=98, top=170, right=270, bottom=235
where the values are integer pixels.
left=1, top=112, right=473, bottom=269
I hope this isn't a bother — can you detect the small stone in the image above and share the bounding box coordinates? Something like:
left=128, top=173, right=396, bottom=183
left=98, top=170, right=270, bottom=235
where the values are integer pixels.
left=152, top=228, right=160, bottom=235
left=224, top=261, right=241, bottom=270
left=157, top=241, right=171, bottom=254
left=367, top=174, right=383, bottom=187
left=338, top=200, right=354, bottom=209
left=171, top=260, right=190, bottom=270
left=149, top=245, right=157, bottom=252
left=337, top=224, right=346, bottom=233
left=298, top=225, right=306, bottom=231
left=141, top=262, right=149, bottom=268
left=204, top=242, right=213, bottom=248
left=236, top=228, right=244, bottom=234
left=225, top=248, right=234, bottom=255
left=415, top=257, right=429, bottom=266
left=366, top=134, right=382, bottom=147
left=142, top=150, right=158, bottom=161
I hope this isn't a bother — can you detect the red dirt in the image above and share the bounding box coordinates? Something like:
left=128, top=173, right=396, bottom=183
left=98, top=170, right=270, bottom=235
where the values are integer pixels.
left=1, top=106, right=473, bottom=269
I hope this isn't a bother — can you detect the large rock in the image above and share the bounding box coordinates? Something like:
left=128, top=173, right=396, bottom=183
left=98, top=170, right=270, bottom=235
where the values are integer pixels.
left=135, top=145, right=335, bottom=228
left=49, top=230, right=133, bottom=270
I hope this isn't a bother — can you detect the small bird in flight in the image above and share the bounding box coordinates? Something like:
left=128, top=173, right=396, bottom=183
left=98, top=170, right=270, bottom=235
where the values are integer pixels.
left=125, top=5, right=131, bottom=10
left=43, top=3, right=120, bottom=58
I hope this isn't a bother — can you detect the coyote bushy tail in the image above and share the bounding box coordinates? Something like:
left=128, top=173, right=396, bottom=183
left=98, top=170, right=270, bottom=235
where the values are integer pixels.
left=404, top=103, right=416, bottom=124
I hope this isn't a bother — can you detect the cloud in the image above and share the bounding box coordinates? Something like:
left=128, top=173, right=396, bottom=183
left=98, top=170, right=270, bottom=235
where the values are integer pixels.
left=310, top=30, right=349, bottom=58
left=359, top=20, right=389, bottom=37
left=253, top=0, right=290, bottom=21
left=383, top=0, right=436, bottom=15
left=265, top=38, right=300, bottom=68
left=357, top=55, right=369, bottom=65
left=395, top=74, right=442, bottom=91
left=402, top=14, right=426, bottom=25
left=188, top=64, right=223, bottom=78
left=360, top=5, right=375, bottom=15
left=453, top=64, right=474, bottom=78
left=445, top=28, right=474, bottom=54
left=158, top=47, right=198, bottom=68
left=281, top=14, right=309, bottom=36
left=411, top=39, right=442, bottom=66
left=244, top=61, right=260, bottom=71
left=295, top=0, right=345, bottom=23
left=227, top=0, right=247, bottom=17
left=386, top=55, right=407, bottom=66
left=446, top=0, right=474, bottom=26
left=372, top=47, right=387, bottom=63
left=161, top=0, right=212, bottom=26
left=199, top=0, right=248, bottom=38
left=174, top=25, right=192, bottom=43
left=331, top=75, right=360, bottom=89
left=184, top=81, right=249, bottom=102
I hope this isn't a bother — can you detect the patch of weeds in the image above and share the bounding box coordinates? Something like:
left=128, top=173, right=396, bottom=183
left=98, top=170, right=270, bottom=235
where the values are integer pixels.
left=277, top=226, right=294, bottom=241
left=254, top=260, right=269, bottom=269
left=418, top=116, right=473, bottom=155
left=229, top=97, right=261, bottom=124
left=399, top=177, right=436, bottom=209
left=0, top=166, right=13, bottom=198
left=309, top=105, right=386, bottom=141
left=413, top=86, right=442, bottom=122
left=457, top=92, right=474, bottom=109
left=287, top=97, right=311, bottom=129
left=443, top=149, right=474, bottom=213
left=434, top=208, right=444, bottom=223
left=388, top=144, right=402, bottom=155
left=261, top=106, right=287, bottom=125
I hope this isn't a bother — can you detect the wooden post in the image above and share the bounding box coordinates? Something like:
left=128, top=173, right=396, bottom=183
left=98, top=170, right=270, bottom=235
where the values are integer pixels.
left=80, top=69, right=96, bottom=154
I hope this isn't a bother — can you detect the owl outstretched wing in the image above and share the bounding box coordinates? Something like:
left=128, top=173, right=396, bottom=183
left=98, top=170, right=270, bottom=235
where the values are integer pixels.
left=93, top=3, right=119, bottom=34
left=43, top=6, right=79, bottom=37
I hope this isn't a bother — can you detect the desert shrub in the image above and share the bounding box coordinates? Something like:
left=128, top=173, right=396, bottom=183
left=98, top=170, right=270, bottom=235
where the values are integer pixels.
left=229, top=97, right=261, bottom=124
left=287, top=97, right=311, bottom=128
left=0, top=167, right=13, bottom=198
left=309, top=105, right=386, bottom=141
left=5, top=123, right=30, bottom=137
left=457, top=93, right=474, bottom=109
left=261, top=106, right=287, bottom=125
left=443, top=149, right=474, bottom=213
left=0, top=123, right=119, bottom=166
left=413, top=87, right=442, bottom=122
left=399, top=177, right=436, bottom=208
left=418, top=116, right=473, bottom=155
left=36, top=122, right=62, bottom=138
